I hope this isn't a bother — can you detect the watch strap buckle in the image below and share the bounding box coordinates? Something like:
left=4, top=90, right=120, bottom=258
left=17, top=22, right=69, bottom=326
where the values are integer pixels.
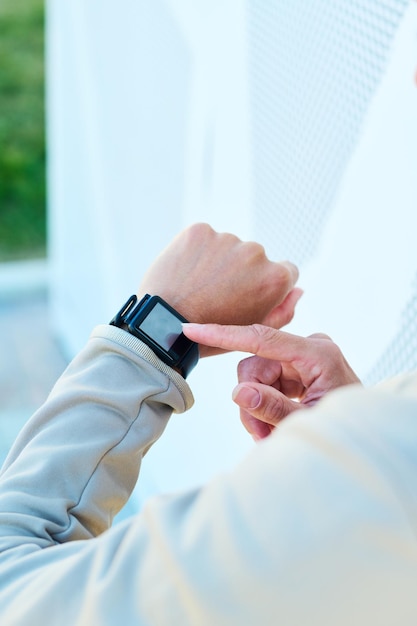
left=110, top=294, right=150, bottom=327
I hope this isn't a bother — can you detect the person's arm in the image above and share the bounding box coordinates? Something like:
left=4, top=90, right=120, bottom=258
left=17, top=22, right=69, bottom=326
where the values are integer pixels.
left=0, top=325, right=193, bottom=547
left=1, top=283, right=417, bottom=625
left=1, top=336, right=416, bottom=626
left=0, top=224, right=299, bottom=540
left=0, top=223, right=300, bottom=623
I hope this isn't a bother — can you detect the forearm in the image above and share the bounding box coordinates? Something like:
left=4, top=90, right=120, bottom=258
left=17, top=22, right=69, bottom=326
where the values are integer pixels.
left=0, top=324, right=193, bottom=551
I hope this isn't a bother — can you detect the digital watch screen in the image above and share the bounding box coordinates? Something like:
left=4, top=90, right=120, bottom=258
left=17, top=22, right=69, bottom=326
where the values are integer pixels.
left=110, top=295, right=199, bottom=378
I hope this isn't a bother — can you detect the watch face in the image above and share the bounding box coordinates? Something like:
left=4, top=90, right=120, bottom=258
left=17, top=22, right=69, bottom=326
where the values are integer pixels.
left=137, top=301, right=182, bottom=352
left=119, top=294, right=199, bottom=376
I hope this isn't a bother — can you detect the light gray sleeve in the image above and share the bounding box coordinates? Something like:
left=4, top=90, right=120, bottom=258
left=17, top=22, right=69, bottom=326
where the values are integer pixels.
left=0, top=324, right=194, bottom=548
left=1, top=326, right=417, bottom=626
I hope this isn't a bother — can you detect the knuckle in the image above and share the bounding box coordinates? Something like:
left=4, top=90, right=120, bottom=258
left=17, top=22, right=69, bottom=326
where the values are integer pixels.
left=225, top=232, right=242, bottom=247
left=245, top=240, right=266, bottom=259
left=330, top=343, right=346, bottom=364
left=260, top=392, right=286, bottom=424
left=309, top=332, right=332, bottom=342
left=276, top=262, right=299, bottom=291
left=189, top=222, right=214, bottom=239
left=250, top=324, right=278, bottom=346
left=310, top=335, right=345, bottom=366
left=280, top=269, right=294, bottom=292
left=321, top=339, right=340, bottom=360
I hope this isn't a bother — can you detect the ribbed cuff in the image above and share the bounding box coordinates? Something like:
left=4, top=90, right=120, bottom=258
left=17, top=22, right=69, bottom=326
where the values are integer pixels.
left=90, top=324, right=195, bottom=412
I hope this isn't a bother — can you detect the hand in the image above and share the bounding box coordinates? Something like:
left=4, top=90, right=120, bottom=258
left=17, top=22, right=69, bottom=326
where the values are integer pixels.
left=138, top=223, right=300, bottom=357
left=182, top=323, right=361, bottom=439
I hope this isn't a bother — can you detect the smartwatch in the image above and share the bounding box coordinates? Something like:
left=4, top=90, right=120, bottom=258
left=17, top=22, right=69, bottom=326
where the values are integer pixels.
left=110, top=294, right=199, bottom=378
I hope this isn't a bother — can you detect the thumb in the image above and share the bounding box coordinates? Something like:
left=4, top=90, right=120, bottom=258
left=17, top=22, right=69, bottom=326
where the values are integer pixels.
left=232, top=383, right=302, bottom=427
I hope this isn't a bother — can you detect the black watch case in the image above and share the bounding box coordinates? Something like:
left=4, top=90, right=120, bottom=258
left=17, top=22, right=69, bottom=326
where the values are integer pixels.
left=110, top=295, right=199, bottom=377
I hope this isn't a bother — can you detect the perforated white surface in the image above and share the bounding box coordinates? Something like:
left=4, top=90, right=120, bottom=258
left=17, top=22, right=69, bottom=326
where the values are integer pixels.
left=249, top=0, right=409, bottom=266
left=366, top=272, right=417, bottom=384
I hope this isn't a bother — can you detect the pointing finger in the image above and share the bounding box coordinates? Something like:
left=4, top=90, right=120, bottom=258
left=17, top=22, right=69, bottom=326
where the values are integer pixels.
left=183, top=323, right=308, bottom=362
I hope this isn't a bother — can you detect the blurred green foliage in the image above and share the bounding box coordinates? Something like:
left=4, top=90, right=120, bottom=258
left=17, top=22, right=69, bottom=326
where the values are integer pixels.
left=0, top=0, right=46, bottom=261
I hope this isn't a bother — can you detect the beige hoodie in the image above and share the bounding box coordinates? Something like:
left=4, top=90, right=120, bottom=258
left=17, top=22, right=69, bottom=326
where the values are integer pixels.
left=0, top=324, right=417, bottom=625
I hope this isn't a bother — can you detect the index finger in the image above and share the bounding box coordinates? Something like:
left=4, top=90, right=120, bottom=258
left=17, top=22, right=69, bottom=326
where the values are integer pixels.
left=182, top=323, right=309, bottom=362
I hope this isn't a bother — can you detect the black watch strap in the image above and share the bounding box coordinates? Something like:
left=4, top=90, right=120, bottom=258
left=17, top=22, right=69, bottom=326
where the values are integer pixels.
left=110, top=294, right=199, bottom=378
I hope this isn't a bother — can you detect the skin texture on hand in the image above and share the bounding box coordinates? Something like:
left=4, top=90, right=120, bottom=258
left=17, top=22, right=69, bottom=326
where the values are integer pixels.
left=137, top=223, right=301, bottom=357
left=183, top=323, right=361, bottom=439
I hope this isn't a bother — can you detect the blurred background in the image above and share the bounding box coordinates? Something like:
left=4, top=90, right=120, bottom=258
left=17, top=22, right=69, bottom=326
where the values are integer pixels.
left=0, top=0, right=45, bottom=262
left=1, top=0, right=417, bottom=514
left=0, top=0, right=67, bottom=465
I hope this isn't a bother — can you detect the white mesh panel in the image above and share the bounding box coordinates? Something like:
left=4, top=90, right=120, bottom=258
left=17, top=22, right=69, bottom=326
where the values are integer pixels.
left=366, top=273, right=417, bottom=384
left=248, top=0, right=409, bottom=266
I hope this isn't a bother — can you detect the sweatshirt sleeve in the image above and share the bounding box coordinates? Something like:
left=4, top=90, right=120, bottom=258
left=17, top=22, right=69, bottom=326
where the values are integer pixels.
left=0, top=324, right=194, bottom=547
left=1, top=327, right=417, bottom=626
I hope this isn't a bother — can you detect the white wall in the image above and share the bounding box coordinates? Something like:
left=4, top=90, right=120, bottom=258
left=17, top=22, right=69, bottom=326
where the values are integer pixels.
left=46, top=0, right=417, bottom=509
left=289, top=2, right=417, bottom=382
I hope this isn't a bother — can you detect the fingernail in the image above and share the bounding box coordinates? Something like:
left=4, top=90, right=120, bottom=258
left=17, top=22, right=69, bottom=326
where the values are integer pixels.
left=232, top=385, right=260, bottom=409
left=294, top=287, right=304, bottom=302
left=181, top=323, right=201, bottom=333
